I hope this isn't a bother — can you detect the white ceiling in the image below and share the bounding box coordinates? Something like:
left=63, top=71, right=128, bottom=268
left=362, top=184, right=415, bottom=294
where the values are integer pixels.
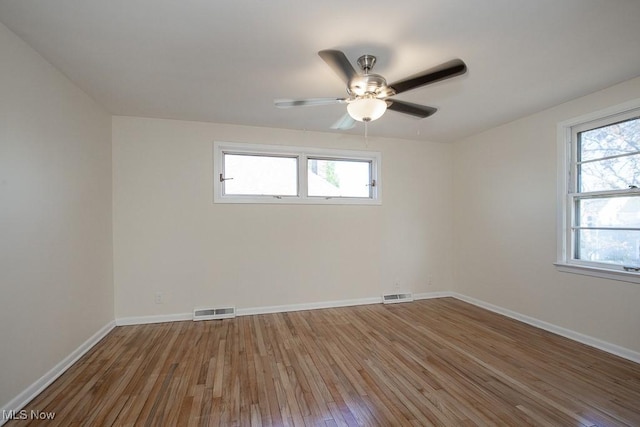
left=1, top=0, right=639, bottom=142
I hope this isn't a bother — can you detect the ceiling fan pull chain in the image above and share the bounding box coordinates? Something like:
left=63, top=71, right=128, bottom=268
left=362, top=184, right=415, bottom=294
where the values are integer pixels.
left=364, top=121, right=369, bottom=146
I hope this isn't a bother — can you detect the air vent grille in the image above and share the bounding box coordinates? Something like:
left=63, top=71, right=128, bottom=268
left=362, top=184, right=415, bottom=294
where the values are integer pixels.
left=193, top=306, right=236, bottom=321
left=382, top=293, right=414, bottom=304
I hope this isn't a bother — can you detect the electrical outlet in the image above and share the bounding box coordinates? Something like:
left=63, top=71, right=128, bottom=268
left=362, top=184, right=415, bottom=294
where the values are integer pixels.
left=154, top=292, right=164, bottom=304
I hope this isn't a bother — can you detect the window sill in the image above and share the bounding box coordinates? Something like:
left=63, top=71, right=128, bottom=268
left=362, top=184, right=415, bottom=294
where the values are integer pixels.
left=213, top=196, right=382, bottom=205
left=554, top=262, right=640, bottom=284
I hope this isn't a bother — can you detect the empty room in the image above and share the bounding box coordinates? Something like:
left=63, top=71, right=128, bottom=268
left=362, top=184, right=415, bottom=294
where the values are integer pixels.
left=1, top=0, right=640, bottom=425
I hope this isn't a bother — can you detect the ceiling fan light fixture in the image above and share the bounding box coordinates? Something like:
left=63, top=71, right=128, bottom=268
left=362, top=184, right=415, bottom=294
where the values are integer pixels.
left=276, top=50, right=467, bottom=130
left=347, top=97, right=387, bottom=122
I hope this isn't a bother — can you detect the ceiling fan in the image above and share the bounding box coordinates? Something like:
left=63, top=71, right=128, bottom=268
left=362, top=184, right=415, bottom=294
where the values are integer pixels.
left=274, top=49, right=467, bottom=130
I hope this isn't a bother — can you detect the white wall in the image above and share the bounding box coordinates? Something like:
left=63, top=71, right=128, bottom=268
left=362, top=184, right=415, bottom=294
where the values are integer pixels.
left=0, top=22, right=113, bottom=409
left=112, top=117, right=453, bottom=318
left=453, top=76, right=640, bottom=353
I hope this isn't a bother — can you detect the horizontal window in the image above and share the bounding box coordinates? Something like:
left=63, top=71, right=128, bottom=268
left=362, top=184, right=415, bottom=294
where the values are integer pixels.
left=307, top=158, right=372, bottom=198
left=223, top=154, right=298, bottom=196
left=213, top=142, right=381, bottom=205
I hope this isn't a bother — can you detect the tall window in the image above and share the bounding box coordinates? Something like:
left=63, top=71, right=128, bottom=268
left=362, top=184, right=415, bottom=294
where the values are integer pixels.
left=558, top=103, right=640, bottom=280
left=213, top=142, right=381, bottom=205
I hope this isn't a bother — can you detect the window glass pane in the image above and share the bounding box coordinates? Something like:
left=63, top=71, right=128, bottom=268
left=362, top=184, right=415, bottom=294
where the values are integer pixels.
left=578, top=154, right=640, bottom=192
left=223, top=154, right=297, bottom=196
left=579, top=117, right=640, bottom=162
left=307, top=158, right=371, bottom=198
left=576, top=229, right=640, bottom=266
left=577, top=196, right=640, bottom=227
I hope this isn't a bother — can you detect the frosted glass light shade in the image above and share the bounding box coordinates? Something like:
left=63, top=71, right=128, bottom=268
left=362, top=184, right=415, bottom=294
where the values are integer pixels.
left=347, top=97, right=387, bottom=122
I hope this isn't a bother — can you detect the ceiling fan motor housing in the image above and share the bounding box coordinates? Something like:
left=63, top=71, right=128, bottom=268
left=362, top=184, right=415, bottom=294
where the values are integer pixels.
left=348, top=54, right=394, bottom=97
left=349, top=74, right=389, bottom=97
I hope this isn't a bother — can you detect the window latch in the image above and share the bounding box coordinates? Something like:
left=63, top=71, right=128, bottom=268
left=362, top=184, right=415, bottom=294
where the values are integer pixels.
left=219, top=174, right=234, bottom=182
left=622, top=266, right=640, bottom=272
left=368, top=179, right=376, bottom=187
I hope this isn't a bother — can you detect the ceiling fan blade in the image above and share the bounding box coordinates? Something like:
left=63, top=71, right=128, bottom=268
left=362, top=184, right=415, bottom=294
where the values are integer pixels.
left=318, top=50, right=358, bottom=85
left=387, top=99, right=438, bottom=118
left=274, top=98, right=348, bottom=108
left=330, top=113, right=356, bottom=130
left=388, top=59, right=467, bottom=95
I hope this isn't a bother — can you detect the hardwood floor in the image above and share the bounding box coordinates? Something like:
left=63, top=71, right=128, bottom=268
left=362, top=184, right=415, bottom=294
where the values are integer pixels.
left=6, top=298, right=640, bottom=426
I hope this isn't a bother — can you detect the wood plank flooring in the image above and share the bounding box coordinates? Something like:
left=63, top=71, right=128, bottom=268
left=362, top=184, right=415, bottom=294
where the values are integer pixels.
left=6, top=298, right=640, bottom=426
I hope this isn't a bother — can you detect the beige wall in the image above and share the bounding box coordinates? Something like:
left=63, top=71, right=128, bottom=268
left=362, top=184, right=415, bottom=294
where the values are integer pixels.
left=452, top=76, right=640, bottom=353
left=0, top=22, right=113, bottom=408
left=112, top=117, right=454, bottom=318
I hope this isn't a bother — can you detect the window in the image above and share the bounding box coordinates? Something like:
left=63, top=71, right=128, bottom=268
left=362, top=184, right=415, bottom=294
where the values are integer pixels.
left=213, top=142, right=381, bottom=204
left=307, top=158, right=372, bottom=198
left=223, top=154, right=298, bottom=196
left=557, top=101, right=640, bottom=282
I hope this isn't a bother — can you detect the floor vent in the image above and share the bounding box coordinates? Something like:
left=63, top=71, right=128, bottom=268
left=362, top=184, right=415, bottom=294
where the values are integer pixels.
left=193, top=307, right=236, bottom=321
left=382, top=293, right=414, bottom=304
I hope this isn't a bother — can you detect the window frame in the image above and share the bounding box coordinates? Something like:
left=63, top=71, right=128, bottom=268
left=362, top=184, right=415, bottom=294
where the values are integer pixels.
left=213, top=141, right=382, bottom=205
left=556, top=99, right=640, bottom=284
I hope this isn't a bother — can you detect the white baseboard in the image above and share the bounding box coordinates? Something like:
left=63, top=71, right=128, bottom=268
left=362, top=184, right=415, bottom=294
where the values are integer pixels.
left=414, top=291, right=452, bottom=300
left=0, top=320, right=116, bottom=426
left=116, top=312, right=192, bottom=326
left=450, top=292, right=640, bottom=364
left=115, top=297, right=383, bottom=326
left=114, top=293, right=450, bottom=324
left=237, top=296, right=382, bottom=316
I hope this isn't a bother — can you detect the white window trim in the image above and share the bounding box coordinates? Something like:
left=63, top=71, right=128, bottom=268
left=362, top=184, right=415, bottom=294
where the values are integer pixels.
left=556, top=98, right=640, bottom=284
left=213, top=141, right=382, bottom=205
